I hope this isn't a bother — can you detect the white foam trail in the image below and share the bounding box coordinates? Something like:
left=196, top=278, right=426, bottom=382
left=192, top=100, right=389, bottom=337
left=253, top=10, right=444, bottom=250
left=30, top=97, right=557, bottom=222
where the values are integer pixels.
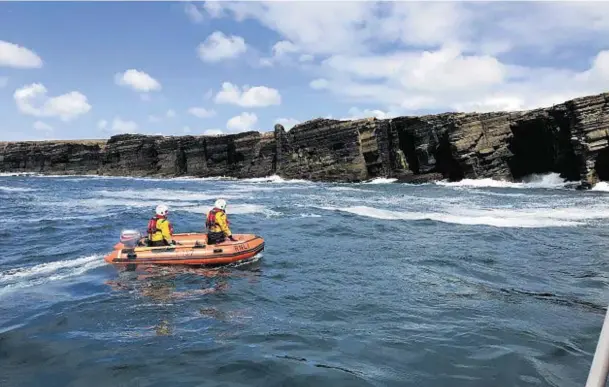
left=0, top=186, right=36, bottom=192
left=240, top=174, right=310, bottom=184
left=182, top=203, right=282, bottom=217
left=299, top=213, right=322, bottom=218
left=97, top=189, right=243, bottom=201
left=0, top=255, right=104, bottom=294
left=320, top=205, right=601, bottom=228
left=0, top=172, right=37, bottom=177
left=591, top=182, right=609, bottom=192
left=435, top=173, right=568, bottom=190
left=75, top=198, right=164, bottom=209
left=327, top=186, right=375, bottom=193
left=173, top=176, right=237, bottom=181
left=364, top=177, right=397, bottom=184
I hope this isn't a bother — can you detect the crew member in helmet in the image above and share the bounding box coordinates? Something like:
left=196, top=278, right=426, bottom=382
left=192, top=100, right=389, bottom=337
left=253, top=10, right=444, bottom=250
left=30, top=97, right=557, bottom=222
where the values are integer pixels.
left=206, top=199, right=236, bottom=245
left=147, top=204, right=175, bottom=247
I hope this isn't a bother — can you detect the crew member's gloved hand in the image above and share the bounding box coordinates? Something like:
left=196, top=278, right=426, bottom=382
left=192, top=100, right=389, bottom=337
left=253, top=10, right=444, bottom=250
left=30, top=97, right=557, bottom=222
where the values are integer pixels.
left=229, top=236, right=237, bottom=242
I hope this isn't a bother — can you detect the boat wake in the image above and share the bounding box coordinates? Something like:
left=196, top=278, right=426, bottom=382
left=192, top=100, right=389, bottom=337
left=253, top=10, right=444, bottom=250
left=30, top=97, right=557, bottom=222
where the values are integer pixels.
left=0, top=254, right=104, bottom=294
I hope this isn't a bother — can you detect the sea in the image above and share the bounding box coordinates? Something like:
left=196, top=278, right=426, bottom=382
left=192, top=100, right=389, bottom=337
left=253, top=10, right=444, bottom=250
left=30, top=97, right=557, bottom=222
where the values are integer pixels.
left=1, top=172, right=609, bottom=387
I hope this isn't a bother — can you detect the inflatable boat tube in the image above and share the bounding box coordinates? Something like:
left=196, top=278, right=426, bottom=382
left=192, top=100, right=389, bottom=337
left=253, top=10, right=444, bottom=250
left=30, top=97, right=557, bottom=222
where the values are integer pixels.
left=104, top=233, right=264, bottom=266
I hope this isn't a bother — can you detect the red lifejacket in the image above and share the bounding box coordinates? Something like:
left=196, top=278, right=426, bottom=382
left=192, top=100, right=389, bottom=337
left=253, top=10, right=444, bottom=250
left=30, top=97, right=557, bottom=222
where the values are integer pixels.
left=206, top=208, right=230, bottom=228
left=148, top=215, right=174, bottom=235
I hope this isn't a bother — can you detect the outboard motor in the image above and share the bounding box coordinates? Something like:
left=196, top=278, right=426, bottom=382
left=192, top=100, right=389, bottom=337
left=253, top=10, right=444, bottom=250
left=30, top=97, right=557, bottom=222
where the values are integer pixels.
left=119, top=229, right=142, bottom=248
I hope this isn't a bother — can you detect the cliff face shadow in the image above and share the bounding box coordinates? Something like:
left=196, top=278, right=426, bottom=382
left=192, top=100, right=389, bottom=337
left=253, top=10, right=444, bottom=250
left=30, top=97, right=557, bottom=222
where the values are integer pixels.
left=594, top=147, right=609, bottom=181
left=397, top=130, right=420, bottom=174
left=507, top=115, right=581, bottom=181
left=507, top=117, right=559, bottom=180
left=434, top=133, right=464, bottom=182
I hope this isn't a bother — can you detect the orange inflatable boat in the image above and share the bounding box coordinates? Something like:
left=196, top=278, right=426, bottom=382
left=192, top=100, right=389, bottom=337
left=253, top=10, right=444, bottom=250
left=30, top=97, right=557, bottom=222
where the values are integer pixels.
left=104, top=231, right=264, bottom=267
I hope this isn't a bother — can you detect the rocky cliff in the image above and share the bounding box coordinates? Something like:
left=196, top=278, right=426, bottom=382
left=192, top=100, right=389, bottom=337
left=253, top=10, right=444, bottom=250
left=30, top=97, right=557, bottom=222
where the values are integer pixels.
left=2, top=91, right=609, bottom=187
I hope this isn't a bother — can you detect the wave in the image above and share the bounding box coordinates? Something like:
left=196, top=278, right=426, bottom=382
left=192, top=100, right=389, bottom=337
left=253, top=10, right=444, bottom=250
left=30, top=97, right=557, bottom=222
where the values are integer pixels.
left=318, top=204, right=609, bottom=228
left=591, top=182, right=609, bottom=192
left=435, top=173, right=568, bottom=190
left=0, top=254, right=104, bottom=294
left=327, top=186, right=375, bottom=193
left=181, top=203, right=282, bottom=217
left=73, top=198, right=171, bottom=209
left=240, top=175, right=311, bottom=184
left=364, top=177, right=397, bottom=184
left=0, top=172, right=37, bottom=177
left=0, top=186, right=36, bottom=192
left=299, top=213, right=322, bottom=218
left=97, top=189, right=244, bottom=202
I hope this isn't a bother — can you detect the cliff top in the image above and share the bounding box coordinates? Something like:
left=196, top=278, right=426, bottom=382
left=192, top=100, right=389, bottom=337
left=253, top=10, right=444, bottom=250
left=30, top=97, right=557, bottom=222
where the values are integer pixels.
left=0, top=139, right=106, bottom=146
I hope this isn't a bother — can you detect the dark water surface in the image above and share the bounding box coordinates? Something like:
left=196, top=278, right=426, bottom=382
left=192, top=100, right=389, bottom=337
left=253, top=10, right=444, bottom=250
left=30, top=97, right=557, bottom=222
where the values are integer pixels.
left=1, top=173, right=609, bottom=386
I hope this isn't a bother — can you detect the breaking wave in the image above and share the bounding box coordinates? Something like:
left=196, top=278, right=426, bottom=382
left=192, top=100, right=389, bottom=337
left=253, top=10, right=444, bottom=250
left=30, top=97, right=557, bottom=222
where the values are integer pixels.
left=0, top=254, right=104, bottom=294
left=181, top=203, right=282, bottom=217
left=364, top=177, right=398, bottom=184
left=591, top=182, right=609, bottom=192
left=240, top=175, right=311, bottom=184
left=0, top=186, right=37, bottom=192
left=327, top=186, right=375, bottom=193
left=319, top=204, right=609, bottom=228
left=97, top=189, right=244, bottom=201
left=435, top=173, right=568, bottom=190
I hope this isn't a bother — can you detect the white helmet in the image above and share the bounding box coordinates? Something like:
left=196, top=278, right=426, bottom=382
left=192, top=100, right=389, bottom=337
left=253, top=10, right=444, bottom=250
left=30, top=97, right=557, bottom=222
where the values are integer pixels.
left=214, top=199, right=227, bottom=211
left=155, top=204, right=169, bottom=216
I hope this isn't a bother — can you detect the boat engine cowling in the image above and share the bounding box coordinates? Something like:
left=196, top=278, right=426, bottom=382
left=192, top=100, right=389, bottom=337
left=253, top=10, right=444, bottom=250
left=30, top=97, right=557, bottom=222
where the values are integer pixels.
left=120, top=229, right=142, bottom=248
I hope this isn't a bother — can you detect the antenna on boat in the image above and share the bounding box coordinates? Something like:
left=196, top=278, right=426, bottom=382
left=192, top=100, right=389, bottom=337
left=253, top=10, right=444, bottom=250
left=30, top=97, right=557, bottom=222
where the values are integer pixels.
left=585, top=305, right=609, bottom=387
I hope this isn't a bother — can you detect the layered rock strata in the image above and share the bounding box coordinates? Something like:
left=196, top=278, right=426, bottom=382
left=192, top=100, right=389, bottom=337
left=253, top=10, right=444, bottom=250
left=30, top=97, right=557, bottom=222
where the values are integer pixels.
left=2, top=92, right=609, bottom=187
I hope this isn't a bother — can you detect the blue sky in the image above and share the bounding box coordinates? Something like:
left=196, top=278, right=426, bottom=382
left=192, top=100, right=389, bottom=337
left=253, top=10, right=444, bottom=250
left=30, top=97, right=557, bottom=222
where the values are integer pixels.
left=1, top=1, right=609, bottom=141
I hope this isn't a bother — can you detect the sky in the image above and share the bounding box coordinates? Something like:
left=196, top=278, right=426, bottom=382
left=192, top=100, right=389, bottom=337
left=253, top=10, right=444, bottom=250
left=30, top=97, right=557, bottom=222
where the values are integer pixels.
left=1, top=1, right=609, bottom=141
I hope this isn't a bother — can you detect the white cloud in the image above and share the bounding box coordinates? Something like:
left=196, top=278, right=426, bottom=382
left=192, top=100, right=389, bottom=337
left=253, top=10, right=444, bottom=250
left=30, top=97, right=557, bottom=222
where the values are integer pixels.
left=115, top=69, right=161, bottom=92
left=0, top=76, right=7, bottom=88
left=183, top=126, right=192, bottom=134
left=259, top=58, right=274, bottom=67
left=309, top=78, right=329, bottom=90
left=214, top=82, right=281, bottom=107
left=148, top=115, right=161, bottom=123
left=202, top=1, right=225, bottom=18
left=204, top=129, right=224, bottom=136
left=97, top=120, right=108, bottom=130
left=273, top=40, right=299, bottom=57
left=14, top=83, right=91, bottom=121
left=226, top=112, right=258, bottom=132
left=33, top=120, right=53, bottom=133
left=275, top=118, right=300, bottom=130
left=184, top=2, right=204, bottom=23
left=197, top=31, right=247, bottom=62
left=0, top=40, right=43, bottom=68
left=204, top=2, right=609, bottom=57
left=201, top=2, right=375, bottom=56
left=319, top=47, right=609, bottom=113
left=166, top=109, right=176, bottom=118
left=260, top=40, right=313, bottom=66
left=202, top=2, right=609, bottom=113
left=188, top=107, right=216, bottom=118
left=110, top=117, right=138, bottom=134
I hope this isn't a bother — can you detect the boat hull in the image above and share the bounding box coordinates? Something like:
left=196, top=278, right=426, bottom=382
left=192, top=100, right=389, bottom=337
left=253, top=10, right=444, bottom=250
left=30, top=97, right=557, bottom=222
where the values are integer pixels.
left=104, top=233, right=264, bottom=266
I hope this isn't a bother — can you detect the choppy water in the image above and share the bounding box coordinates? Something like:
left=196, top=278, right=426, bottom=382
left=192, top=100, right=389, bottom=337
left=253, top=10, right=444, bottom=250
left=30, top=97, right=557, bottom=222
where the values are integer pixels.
left=1, top=172, right=609, bottom=386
